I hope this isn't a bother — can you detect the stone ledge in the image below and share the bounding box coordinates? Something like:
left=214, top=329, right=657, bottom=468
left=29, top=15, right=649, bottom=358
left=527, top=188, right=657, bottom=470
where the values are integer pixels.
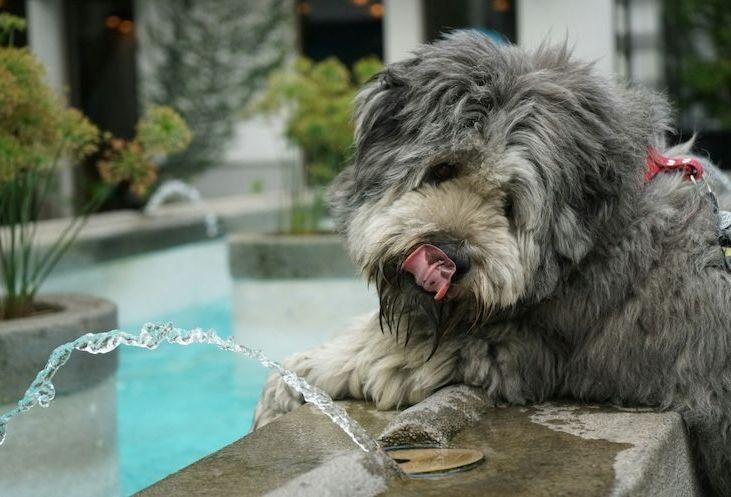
left=136, top=403, right=393, bottom=497
left=27, top=192, right=289, bottom=274
left=136, top=390, right=700, bottom=497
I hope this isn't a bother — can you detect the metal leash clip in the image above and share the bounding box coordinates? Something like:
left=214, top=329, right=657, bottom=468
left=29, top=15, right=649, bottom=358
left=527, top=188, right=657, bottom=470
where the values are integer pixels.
left=691, top=174, right=731, bottom=271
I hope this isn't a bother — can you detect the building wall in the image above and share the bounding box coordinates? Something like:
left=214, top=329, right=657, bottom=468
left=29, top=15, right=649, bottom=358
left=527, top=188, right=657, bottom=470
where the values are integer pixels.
left=517, top=0, right=615, bottom=76
left=382, top=0, right=622, bottom=77
left=26, top=0, right=74, bottom=216
left=617, top=0, right=663, bottom=88
left=383, top=0, right=423, bottom=63
left=26, top=0, right=67, bottom=92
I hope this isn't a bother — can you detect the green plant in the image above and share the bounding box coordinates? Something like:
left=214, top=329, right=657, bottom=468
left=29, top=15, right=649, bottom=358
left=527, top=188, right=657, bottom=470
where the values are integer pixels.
left=0, top=15, right=191, bottom=319
left=253, top=56, right=382, bottom=233
left=663, top=0, right=731, bottom=128
left=0, top=13, right=25, bottom=46
left=248, top=179, right=264, bottom=194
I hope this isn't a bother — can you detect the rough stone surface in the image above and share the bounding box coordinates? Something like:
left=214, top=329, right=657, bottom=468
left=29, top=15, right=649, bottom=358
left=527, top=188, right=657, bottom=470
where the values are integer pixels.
left=0, top=294, right=118, bottom=404
left=136, top=403, right=394, bottom=497
left=529, top=404, right=701, bottom=497
left=228, top=233, right=358, bottom=279
left=263, top=452, right=389, bottom=497
left=378, top=385, right=491, bottom=447
left=137, top=397, right=700, bottom=497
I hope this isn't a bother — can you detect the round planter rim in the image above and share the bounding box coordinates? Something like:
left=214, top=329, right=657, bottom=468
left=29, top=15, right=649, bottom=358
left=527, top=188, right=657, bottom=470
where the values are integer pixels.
left=0, top=293, right=117, bottom=334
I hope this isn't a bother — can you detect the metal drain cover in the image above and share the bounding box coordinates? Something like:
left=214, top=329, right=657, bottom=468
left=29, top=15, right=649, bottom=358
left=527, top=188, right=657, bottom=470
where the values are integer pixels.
left=387, top=447, right=484, bottom=476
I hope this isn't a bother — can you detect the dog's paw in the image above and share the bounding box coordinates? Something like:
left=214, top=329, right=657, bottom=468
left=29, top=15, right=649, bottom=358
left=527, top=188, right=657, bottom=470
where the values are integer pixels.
left=251, top=371, right=305, bottom=430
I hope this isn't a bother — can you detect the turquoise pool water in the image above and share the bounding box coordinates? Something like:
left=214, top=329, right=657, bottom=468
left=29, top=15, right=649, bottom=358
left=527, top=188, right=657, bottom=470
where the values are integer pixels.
left=36, top=239, right=376, bottom=496
left=118, top=298, right=268, bottom=495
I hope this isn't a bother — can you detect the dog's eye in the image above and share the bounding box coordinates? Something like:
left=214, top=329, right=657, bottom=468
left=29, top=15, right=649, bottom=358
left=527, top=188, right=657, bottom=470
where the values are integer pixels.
left=427, top=163, right=458, bottom=184
left=503, top=195, right=514, bottom=218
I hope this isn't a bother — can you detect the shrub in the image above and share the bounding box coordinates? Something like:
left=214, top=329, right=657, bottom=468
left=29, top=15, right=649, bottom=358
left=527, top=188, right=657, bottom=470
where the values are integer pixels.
left=0, top=15, right=191, bottom=319
left=253, top=56, right=382, bottom=233
left=663, top=0, right=731, bottom=128
left=254, top=56, right=382, bottom=186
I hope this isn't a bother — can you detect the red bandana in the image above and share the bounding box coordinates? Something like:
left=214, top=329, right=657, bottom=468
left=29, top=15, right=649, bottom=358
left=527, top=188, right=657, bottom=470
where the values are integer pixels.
left=645, top=147, right=704, bottom=183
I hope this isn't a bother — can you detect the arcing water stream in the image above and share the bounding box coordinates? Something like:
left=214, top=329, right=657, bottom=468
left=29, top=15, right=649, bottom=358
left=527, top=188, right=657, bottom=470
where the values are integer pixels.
left=0, top=323, right=401, bottom=475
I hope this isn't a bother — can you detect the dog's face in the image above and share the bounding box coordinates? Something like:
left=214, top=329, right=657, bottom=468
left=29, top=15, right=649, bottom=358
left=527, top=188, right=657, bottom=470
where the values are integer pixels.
left=329, top=32, right=669, bottom=342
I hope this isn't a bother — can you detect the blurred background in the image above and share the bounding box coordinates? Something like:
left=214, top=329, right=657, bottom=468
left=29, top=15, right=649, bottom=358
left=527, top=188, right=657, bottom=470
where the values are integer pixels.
left=1, top=0, right=728, bottom=214
left=0, top=1, right=729, bottom=496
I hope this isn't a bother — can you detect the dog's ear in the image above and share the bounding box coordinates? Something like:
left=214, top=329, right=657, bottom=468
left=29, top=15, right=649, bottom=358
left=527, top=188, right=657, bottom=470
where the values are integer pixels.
left=354, top=69, right=408, bottom=153
left=327, top=68, right=414, bottom=234
left=352, top=68, right=412, bottom=186
left=521, top=49, right=672, bottom=265
left=327, top=165, right=357, bottom=234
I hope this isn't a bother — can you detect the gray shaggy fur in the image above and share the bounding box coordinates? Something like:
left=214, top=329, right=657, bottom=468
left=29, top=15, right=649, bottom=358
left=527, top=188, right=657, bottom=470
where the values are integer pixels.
left=254, top=32, right=731, bottom=495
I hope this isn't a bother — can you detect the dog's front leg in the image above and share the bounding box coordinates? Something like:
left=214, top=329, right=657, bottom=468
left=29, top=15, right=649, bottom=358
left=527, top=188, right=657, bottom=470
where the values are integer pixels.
left=252, top=312, right=462, bottom=429
left=458, top=323, right=565, bottom=405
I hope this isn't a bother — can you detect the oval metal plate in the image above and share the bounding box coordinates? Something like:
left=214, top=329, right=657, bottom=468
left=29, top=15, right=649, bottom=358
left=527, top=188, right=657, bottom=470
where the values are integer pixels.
left=387, top=447, right=484, bottom=476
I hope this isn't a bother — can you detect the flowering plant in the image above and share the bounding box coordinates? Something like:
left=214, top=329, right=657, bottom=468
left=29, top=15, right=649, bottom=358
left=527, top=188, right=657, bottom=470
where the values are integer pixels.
left=0, top=15, right=191, bottom=318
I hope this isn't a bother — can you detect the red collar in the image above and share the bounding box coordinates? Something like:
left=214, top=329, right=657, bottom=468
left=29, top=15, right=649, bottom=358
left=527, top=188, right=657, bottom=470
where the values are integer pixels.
left=645, top=147, right=704, bottom=183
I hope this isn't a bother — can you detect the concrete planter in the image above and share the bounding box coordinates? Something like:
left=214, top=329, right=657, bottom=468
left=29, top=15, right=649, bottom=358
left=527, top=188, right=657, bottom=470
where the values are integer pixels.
left=0, top=294, right=118, bottom=405
left=228, top=232, right=358, bottom=279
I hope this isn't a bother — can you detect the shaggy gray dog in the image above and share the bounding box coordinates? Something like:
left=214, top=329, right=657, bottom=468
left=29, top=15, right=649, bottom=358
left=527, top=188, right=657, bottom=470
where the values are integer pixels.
left=254, top=32, right=731, bottom=495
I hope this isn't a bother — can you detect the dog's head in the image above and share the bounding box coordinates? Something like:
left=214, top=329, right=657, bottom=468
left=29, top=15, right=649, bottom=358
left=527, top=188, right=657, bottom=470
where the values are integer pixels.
left=329, top=31, right=670, bottom=344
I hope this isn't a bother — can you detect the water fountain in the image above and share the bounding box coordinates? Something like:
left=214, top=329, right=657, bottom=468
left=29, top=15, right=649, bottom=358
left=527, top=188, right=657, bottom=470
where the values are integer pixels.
left=144, top=180, right=219, bottom=238
left=0, top=323, right=402, bottom=478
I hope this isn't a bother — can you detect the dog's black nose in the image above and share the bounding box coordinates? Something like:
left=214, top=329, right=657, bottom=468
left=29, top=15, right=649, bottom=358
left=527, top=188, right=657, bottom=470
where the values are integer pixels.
left=433, top=241, right=471, bottom=280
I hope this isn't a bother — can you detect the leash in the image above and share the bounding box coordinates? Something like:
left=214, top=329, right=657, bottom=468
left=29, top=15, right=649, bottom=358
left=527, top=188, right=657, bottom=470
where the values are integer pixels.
left=645, top=147, right=731, bottom=271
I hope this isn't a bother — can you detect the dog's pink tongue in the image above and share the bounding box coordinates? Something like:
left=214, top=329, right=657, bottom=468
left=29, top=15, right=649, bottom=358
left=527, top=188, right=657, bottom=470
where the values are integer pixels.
left=401, top=244, right=456, bottom=300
